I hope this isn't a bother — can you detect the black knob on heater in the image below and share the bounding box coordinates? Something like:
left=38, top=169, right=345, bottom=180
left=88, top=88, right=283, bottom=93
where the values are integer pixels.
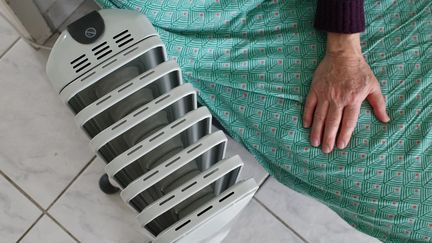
left=67, top=10, right=105, bottom=44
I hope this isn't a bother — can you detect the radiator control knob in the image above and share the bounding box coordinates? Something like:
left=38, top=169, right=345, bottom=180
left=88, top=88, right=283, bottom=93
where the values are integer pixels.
left=67, top=10, right=105, bottom=44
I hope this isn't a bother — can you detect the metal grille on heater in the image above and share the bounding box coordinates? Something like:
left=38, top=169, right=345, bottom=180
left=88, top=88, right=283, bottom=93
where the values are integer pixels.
left=114, top=30, right=134, bottom=48
left=46, top=9, right=258, bottom=243
left=70, top=54, right=90, bottom=73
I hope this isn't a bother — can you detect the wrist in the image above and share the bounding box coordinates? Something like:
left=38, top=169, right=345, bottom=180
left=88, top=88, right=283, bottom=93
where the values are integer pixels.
left=326, top=32, right=362, bottom=57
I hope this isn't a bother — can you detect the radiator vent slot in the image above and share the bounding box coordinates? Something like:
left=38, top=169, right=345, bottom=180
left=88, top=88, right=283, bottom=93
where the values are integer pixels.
left=92, top=41, right=113, bottom=60
left=70, top=54, right=91, bottom=73
left=113, top=30, right=134, bottom=48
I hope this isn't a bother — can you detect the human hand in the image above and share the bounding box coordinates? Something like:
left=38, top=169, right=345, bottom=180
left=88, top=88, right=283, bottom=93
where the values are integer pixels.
left=302, top=33, right=390, bottom=153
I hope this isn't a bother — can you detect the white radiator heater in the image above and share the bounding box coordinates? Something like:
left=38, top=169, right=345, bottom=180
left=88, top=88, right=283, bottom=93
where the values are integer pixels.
left=46, top=9, right=258, bottom=243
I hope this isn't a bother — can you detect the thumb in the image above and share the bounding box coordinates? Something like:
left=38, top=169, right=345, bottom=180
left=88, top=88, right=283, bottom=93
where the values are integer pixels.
left=367, top=86, right=390, bottom=123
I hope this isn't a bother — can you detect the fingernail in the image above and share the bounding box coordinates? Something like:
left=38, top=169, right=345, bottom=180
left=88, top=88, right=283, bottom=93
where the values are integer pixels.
left=323, top=145, right=331, bottom=153
left=303, top=121, right=310, bottom=128
left=311, top=139, right=319, bottom=147
left=338, top=141, right=345, bottom=149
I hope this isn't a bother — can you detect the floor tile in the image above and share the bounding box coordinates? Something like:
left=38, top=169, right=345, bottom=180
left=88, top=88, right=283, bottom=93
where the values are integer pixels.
left=49, top=158, right=150, bottom=243
left=34, top=0, right=57, bottom=13
left=212, top=125, right=269, bottom=187
left=0, top=14, right=19, bottom=56
left=255, top=177, right=381, bottom=243
left=222, top=198, right=304, bottom=243
left=45, top=0, right=84, bottom=29
left=20, top=215, right=76, bottom=243
left=0, top=173, right=42, bottom=242
left=0, top=39, right=94, bottom=208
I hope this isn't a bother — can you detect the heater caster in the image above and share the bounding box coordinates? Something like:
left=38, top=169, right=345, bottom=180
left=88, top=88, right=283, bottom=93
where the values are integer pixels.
left=99, top=174, right=120, bottom=194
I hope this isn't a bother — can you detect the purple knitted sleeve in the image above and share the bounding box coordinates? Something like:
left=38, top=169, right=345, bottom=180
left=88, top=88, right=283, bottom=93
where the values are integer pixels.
left=314, top=0, right=365, bottom=33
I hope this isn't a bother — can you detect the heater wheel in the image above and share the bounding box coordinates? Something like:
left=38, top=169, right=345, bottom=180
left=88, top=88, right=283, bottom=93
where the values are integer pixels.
left=99, top=173, right=120, bottom=194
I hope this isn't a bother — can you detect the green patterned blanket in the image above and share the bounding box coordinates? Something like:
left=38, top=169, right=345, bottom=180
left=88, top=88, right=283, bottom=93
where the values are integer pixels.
left=96, top=1, right=432, bottom=241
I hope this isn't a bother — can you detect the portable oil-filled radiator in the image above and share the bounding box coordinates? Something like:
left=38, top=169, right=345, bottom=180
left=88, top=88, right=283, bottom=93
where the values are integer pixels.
left=45, top=9, right=258, bottom=243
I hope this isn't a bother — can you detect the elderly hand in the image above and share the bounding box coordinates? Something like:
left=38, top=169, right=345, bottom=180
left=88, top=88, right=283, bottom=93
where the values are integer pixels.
left=302, top=33, right=390, bottom=154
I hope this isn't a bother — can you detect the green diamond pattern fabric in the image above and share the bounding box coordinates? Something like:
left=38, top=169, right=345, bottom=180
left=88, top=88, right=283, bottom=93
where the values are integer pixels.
left=96, top=0, right=432, bottom=242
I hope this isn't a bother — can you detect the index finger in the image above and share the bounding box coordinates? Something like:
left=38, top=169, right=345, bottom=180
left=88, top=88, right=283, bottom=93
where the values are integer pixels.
left=303, top=91, right=318, bottom=128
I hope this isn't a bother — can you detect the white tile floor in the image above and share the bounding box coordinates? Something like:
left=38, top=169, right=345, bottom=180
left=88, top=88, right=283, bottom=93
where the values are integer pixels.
left=0, top=15, right=381, bottom=243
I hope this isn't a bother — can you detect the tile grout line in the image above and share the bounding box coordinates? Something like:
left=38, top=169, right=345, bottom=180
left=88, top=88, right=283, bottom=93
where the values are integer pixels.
left=1, top=169, right=45, bottom=242
left=0, top=169, right=45, bottom=212
left=1, top=155, right=96, bottom=242
left=0, top=37, right=20, bottom=60
left=20, top=154, right=95, bottom=243
left=14, top=213, right=44, bottom=243
left=258, top=174, right=270, bottom=188
left=42, top=155, right=98, bottom=243
left=46, top=213, right=81, bottom=243
left=20, top=155, right=95, bottom=242
left=254, top=197, right=310, bottom=243
left=46, top=155, right=97, bottom=211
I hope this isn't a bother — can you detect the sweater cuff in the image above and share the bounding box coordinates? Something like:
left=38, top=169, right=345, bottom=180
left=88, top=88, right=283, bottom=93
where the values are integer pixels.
left=314, top=0, right=365, bottom=34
